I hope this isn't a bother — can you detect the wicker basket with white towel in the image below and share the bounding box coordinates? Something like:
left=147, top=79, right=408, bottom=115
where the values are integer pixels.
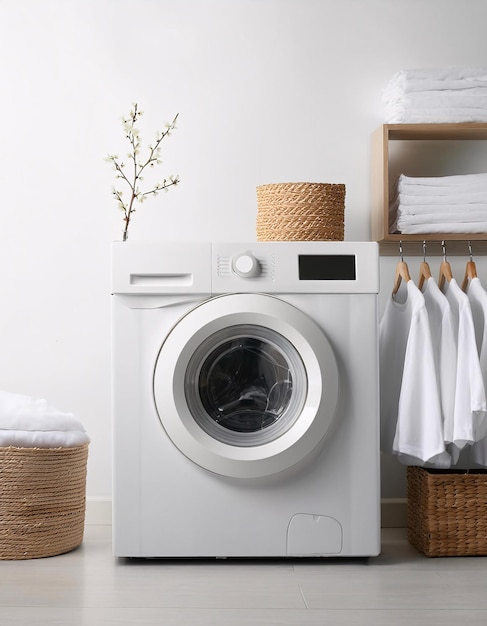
left=0, top=390, right=90, bottom=560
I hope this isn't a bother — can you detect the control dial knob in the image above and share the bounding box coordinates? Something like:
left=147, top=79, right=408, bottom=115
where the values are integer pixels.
left=231, top=252, right=261, bottom=278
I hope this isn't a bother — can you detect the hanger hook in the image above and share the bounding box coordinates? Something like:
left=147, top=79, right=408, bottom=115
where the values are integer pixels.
left=422, top=240, right=427, bottom=263
left=399, top=240, right=404, bottom=262
left=468, top=240, right=473, bottom=261
left=442, top=240, right=447, bottom=262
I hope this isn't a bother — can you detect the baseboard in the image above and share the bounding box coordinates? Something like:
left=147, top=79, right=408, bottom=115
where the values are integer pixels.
left=86, top=497, right=408, bottom=528
left=85, top=497, right=112, bottom=525
left=381, top=497, right=408, bottom=528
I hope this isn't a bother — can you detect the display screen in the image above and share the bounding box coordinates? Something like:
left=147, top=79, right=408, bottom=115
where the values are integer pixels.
left=298, top=255, right=356, bottom=280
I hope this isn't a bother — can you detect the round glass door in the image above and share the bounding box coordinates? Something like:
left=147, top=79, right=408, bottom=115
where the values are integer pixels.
left=153, top=293, right=339, bottom=478
left=185, top=324, right=307, bottom=446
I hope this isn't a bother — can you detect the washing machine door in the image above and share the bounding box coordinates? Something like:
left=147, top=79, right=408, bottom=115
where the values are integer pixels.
left=153, top=293, right=339, bottom=478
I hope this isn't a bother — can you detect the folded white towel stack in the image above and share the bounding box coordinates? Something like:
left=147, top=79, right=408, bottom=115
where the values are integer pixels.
left=0, top=390, right=90, bottom=448
left=391, top=172, right=487, bottom=235
left=382, top=67, right=487, bottom=123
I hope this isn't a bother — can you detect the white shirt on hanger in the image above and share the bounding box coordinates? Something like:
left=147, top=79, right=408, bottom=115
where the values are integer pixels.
left=465, top=277, right=487, bottom=466
left=380, top=279, right=446, bottom=465
left=421, top=277, right=456, bottom=468
left=441, top=277, right=487, bottom=463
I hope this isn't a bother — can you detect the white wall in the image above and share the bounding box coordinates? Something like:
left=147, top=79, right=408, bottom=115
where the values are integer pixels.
left=1, top=0, right=487, bottom=501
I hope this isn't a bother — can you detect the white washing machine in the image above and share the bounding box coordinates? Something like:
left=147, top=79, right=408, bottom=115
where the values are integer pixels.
left=112, top=241, right=380, bottom=558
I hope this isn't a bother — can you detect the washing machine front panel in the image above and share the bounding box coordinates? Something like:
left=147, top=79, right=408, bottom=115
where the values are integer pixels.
left=113, top=241, right=380, bottom=558
left=153, top=293, right=339, bottom=478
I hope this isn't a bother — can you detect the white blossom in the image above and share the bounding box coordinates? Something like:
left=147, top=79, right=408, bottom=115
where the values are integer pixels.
left=106, top=103, right=180, bottom=241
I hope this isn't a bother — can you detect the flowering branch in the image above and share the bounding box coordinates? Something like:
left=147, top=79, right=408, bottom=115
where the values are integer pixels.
left=106, top=103, right=180, bottom=241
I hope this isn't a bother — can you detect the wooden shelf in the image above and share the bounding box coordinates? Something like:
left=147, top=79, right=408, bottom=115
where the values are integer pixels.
left=371, top=123, right=487, bottom=255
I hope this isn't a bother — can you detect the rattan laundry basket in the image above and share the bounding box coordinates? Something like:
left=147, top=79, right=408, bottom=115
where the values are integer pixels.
left=256, top=182, right=345, bottom=241
left=407, top=466, right=487, bottom=557
left=0, top=443, right=88, bottom=560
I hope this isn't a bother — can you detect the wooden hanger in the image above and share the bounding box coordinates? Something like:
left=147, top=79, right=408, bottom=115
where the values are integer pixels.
left=392, top=242, right=411, bottom=295
left=418, top=241, right=432, bottom=291
left=462, top=261, right=478, bottom=291
left=462, top=242, right=477, bottom=292
left=438, top=241, right=453, bottom=291
left=393, top=261, right=411, bottom=295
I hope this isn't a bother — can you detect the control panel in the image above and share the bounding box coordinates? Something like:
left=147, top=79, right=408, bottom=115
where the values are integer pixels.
left=212, top=242, right=379, bottom=295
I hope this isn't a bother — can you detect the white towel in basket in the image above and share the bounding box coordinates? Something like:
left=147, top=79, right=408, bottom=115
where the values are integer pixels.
left=0, top=390, right=90, bottom=448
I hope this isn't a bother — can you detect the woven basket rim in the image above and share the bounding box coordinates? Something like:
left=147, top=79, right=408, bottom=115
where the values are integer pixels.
left=410, top=466, right=487, bottom=476
left=0, top=443, right=89, bottom=451
left=257, top=181, right=346, bottom=188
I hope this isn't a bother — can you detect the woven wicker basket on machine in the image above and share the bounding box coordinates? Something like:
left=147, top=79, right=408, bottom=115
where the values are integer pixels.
left=256, top=182, right=345, bottom=241
left=407, top=466, right=487, bottom=557
left=0, top=443, right=89, bottom=560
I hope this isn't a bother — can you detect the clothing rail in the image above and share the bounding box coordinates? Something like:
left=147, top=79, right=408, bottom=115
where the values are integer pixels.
left=379, top=238, right=487, bottom=256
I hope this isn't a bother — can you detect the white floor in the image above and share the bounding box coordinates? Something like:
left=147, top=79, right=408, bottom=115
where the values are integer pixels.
left=1, top=526, right=487, bottom=625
